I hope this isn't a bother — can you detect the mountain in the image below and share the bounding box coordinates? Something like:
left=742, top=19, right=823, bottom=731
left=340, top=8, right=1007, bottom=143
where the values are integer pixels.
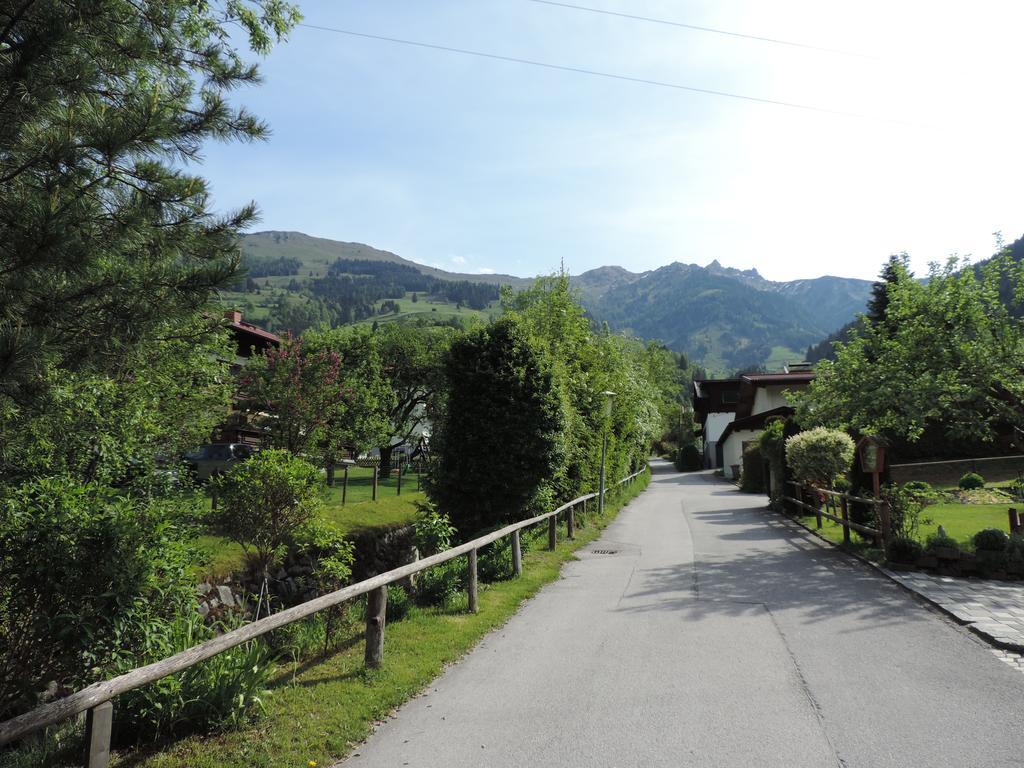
left=228, top=231, right=873, bottom=371
left=573, top=262, right=872, bottom=371
left=241, top=231, right=532, bottom=289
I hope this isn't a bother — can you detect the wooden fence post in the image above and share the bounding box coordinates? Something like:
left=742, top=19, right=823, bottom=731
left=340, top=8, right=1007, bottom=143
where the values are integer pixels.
left=364, top=586, right=387, bottom=668
left=84, top=701, right=113, bottom=768
left=342, top=464, right=349, bottom=505
left=840, top=496, right=851, bottom=545
left=511, top=530, right=522, bottom=576
left=467, top=549, right=478, bottom=613
left=878, top=501, right=892, bottom=554
left=567, top=505, right=575, bottom=540
left=548, top=515, right=557, bottom=551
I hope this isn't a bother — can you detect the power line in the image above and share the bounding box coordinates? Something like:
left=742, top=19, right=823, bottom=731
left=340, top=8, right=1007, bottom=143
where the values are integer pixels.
left=298, top=23, right=884, bottom=121
left=523, top=0, right=873, bottom=58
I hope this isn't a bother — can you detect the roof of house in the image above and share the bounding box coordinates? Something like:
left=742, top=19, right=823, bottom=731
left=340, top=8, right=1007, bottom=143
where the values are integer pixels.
left=228, top=319, right=281, bottom=346
left=719, top=406, right=794, bottom=445
left=735, top=371, right=814, bottom=418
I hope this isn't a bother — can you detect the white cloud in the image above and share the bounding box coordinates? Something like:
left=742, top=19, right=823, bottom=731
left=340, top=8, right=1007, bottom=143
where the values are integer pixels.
left=475, top=267, right=496, bottom=274
left=450, top=255, right=467, bottom=265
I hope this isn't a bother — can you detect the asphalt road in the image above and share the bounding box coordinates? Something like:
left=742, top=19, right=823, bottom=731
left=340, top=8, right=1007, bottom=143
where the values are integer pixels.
left=338, top=460, right=1024, bottom=767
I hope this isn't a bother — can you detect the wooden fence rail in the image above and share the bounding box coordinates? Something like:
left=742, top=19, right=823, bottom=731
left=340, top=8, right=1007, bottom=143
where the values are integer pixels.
left=0, top=466, right=649, bottom=764
left=783, top=481, right=891, bottom=550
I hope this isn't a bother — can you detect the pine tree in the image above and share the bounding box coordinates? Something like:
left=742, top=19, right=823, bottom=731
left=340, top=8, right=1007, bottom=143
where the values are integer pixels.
left=0, top=1, right=300, bottom=400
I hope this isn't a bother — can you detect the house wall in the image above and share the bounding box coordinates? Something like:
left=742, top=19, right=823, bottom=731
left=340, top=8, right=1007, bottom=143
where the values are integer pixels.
left=704, top=412, right=735, bottom=445
left=722, top=429, right=760, bottom=478
left=751, top=384, right=806, bottom=415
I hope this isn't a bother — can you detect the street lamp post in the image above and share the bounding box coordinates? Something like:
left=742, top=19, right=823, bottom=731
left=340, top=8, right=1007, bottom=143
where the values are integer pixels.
left=598, top=390, right=616, bottom=516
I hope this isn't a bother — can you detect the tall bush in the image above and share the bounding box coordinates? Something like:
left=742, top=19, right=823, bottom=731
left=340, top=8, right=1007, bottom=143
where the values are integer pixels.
left=428, top=318, right=564, bottom=536
left=209, top=450, right=323, bottom=579
left=739, top=442, right=765, bottom=493
left=785, top=427, right=855, bottom=488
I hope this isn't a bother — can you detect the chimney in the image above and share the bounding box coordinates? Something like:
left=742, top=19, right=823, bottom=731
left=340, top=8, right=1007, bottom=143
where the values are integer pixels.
left=225, top=309, right=242, bottom=324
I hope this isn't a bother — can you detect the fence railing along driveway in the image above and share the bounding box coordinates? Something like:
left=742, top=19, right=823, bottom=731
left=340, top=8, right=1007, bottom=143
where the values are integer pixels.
left=0, top=467, right=649, bottom=767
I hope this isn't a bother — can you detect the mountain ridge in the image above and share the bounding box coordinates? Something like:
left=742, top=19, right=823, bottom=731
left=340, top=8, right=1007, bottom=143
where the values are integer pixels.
left=234, top=231, right=874, bottom=371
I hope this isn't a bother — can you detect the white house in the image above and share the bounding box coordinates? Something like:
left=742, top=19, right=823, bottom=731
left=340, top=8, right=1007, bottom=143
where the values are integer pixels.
left=695, top=365, right=815, bottom=479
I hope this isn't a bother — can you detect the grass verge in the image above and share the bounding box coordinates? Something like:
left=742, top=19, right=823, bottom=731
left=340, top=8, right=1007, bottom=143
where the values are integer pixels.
left=111, top=472, right=650, bottom=768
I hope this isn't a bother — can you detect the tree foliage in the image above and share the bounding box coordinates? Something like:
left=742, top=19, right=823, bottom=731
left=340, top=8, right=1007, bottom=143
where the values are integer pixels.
left=796, top=252, right=1024, bottom=454
left=0, top=0, right=297, bottom=720
left=0, top=0, right=299, bottom=398
left=429, top=317, right=564, bottom=536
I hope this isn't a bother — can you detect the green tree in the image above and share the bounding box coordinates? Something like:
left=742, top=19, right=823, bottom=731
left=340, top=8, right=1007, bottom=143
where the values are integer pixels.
left=0, top=0, right=298, bottom=719
left=369, top=323, right=453, bottom=477
left=796, top=252, right=1024, bottom=454
left=428, top=317, right=564, bottom=536
left=304, top=327, right=392, bottom=481
left=0, top=0, right=300, bottom=400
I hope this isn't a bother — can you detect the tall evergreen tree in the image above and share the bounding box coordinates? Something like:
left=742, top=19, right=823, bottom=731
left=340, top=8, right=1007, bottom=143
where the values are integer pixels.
left=0, top=0, right=300, bottom=400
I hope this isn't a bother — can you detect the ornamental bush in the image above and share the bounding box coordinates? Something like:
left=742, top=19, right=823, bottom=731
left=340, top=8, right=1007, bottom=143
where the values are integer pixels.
left=958, top=472, right=985, bottom=490
left=887, top=536, right=923, bottom=564
left=785, top=427, right=855, bottom=488
left=973, top=527, right=1010, bottom=552
left=209, top=450, right=323, bottom=579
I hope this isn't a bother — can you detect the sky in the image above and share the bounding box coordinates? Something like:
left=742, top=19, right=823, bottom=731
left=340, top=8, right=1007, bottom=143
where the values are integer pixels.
left=200, top=1, right=1024, bottom=282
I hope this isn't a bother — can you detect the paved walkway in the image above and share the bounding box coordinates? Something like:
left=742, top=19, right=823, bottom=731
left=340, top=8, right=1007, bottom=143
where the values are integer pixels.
left=881, top=569, right=1024, bottom=653
left=337, top=463, right=1024, bottom=768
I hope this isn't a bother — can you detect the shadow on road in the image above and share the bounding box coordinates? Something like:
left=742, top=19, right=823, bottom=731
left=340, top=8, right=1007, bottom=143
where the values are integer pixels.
left=618, top=468, right=926, bottom=632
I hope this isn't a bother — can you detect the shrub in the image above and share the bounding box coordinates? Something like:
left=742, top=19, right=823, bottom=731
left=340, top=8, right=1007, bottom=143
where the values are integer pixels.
left=290, top=518, right=355, bottom=587
left=209, top=450, right=323, bottom=578
left=414, top=560, right=464, bottom=607
left=674, top=444, right=702, bottom=472
left=833, top=476, right=851, bottom=493
left=959, top=472, right=985, bottom=490
left=112, top=608, right=270, bottom=743
left=386, top=584, right=412, bottom=621
left=0, top=478, right=199, bottom=719
left=887, top=536, right=923, bottom=564
left=925, top=530, right=959, bottom=554
left=413, top=503, right=457, bottom=556
left=902, top=481, right=936, bottom=501
left=785, top=427, right=855, bottom=488
left=881, top=483, right=929, bottom=541
left=739, top=442, right=764, bottom=493
left=973, top=527, right=1010, bottom=552
left=478, top=539, right=516, bottom=582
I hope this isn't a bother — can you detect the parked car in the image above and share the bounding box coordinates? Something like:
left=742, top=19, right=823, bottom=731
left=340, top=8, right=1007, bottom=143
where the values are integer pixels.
left=183, top=443, right=256, bottom=481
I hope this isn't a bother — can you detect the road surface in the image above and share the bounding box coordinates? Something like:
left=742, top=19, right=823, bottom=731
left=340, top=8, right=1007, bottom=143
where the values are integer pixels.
left=339, top=461, right=1024, bottom=767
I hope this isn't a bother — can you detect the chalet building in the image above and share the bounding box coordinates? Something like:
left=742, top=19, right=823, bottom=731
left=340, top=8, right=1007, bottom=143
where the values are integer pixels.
left=215, top=310, right=281, bottom=445
left=694, top=363, right=815, bottom=478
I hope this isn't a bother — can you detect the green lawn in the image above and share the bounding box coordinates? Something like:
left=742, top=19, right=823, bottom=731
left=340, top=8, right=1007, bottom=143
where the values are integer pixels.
left=196, top=466, right=425, bottom=580
left=113, top=476, right=650, bottom=768
left=797, top=502, right=1014, bottom=552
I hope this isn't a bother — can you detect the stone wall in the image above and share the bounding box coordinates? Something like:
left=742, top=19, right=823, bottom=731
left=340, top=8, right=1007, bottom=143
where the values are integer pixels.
left=196, top=523, right=419, bottom=621
left=890, top=455, right=1024, bottom=486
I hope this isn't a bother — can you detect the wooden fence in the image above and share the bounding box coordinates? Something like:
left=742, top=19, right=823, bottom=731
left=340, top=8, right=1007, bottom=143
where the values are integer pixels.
left=783, top=481, right=891, bottom=551
left=0, top=467, right=649, bottom=766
